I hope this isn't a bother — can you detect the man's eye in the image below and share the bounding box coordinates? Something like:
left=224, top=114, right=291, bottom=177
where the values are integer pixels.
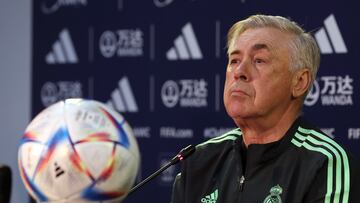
left=230, top=59, right=240, bottom=64
left=254, top=59, right=264, bottom=64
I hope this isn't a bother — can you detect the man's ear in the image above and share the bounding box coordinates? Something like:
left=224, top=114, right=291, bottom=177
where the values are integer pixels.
left=292, top=68, right=311, bottom=98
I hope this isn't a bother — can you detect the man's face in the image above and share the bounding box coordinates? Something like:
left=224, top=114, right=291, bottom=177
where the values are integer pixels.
left=224, top=27, right=295, bottom=122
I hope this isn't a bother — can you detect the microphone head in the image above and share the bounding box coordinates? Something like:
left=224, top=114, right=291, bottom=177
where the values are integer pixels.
left=179, top=145, right=196, bottom=160
left=171, top=145, right=196, bottom=164
left=0, top=165, right=11, bottom=203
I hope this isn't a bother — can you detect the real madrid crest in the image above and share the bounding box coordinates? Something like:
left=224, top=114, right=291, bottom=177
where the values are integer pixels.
left=263, top=185, right=283, bottom=203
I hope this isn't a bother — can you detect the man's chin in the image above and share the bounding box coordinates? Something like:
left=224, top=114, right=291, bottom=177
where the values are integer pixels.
left=226, top=105, right=249, bottom=117
left=228, top=111, right=260, bottom=123
left=228, top=112, right=251, bottom=121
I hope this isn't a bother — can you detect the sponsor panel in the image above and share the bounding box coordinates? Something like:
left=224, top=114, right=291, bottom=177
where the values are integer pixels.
left=314, top=14, right=347, bottom=54
left=41, top=0, right=87, bottom=14
left=153, top=0, right=174, bottom=8
left=158, top=153, right=179, bottom=186
left=203, top=127, right=235, bottom=138
left=41, top=81, right=83, bottom=107
left=348, top=128, right=360, bottom=140
left=166, top=23, right=203, bottom=60
left=161, top=79, right=208, bottom=108
left=45, top=29, right=79, bottom=64
left=305, top=75, right=354, bottom=106
left=107, top=76, right=139, bottom=113
left=132, top=126, right=152, bottom=138
left=160, top=127, right=193, bottom=139
left=99, top=28, right=144, bottom=58
left=320, top=128, right=335, bottom=139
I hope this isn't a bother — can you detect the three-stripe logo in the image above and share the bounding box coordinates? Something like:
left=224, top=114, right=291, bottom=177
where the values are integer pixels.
left=291, top=126, right=350, bottom=202
left=166, top=23, right=203, bottom=60
left=107, top=77, right=139, bottom=113
left=315, top=14, right=347, bottom=54
left=45, top=29, right=79, bottom=64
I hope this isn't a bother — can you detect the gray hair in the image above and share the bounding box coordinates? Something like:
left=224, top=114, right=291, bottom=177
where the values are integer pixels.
left=227, top=14, right=320, bottom=89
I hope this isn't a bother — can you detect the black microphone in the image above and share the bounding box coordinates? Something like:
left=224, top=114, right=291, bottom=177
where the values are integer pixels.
left=128, top=144, right=196, bottom=195
left=0, top=165, right=11, bottom=203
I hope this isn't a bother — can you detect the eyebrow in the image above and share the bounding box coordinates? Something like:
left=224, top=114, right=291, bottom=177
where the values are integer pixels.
left=252, top=43, right=270, bottom=52
left=229, top=43, right=271, bottom=56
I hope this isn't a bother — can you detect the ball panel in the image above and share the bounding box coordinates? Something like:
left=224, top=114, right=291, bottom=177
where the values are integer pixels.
left=19, top=149, right=49, bottom=202
left=121, top=122, right=140, bottom=160
left=97, top=101, right=140, bottom=164
left=75, top=142, right=114, bottom=179
left=19, top=142, right=44, bottom=179
left=34, top=136, right=92, bottom=200
left=97, top=106, right=130, bottom=150
left=81, top=185, right=126, bottom=201
left=93, top=146, right=137, bottom=193
left=64, top=100, right=122, bottom=144
left=25, top=101, right=65, bottom=143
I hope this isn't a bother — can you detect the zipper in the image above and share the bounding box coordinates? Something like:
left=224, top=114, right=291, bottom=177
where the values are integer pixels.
left=239, top=175, right=245, bottom=191
left=234, top=138, right=246, bottom=193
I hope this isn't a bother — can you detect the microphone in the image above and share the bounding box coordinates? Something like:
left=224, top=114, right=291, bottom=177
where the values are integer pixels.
left=128, top=144, right=196, bottom=195
left=0, top=165, right=11, bottom=203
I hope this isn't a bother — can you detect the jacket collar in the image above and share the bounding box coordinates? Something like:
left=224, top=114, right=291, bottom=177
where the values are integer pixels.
left=234, top=116, right=303, bottom=176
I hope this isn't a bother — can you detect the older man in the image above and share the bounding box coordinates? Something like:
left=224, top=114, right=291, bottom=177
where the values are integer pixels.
left=171, top=14, right=360, bottom=203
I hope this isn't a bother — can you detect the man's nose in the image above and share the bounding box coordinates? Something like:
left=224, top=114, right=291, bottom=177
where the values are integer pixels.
left=234, top=58, right=251, bottom=82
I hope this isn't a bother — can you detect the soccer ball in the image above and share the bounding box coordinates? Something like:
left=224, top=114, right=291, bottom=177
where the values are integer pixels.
left=18, top=99, right=140, bottom=202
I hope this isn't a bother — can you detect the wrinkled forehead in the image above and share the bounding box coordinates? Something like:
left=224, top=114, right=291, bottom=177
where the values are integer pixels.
left=227, top=27, right=293, bottom=56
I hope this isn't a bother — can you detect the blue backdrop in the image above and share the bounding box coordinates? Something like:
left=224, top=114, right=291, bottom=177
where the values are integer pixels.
left=31, top=0, right=360, bottom=202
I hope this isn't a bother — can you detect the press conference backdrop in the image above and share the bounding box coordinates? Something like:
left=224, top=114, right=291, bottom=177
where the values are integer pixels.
left=32, top=0, right=360, bottom=202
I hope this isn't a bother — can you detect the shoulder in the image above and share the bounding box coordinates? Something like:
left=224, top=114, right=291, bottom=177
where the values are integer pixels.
left=196, top=128, right=242, bottom=149
left=291, top=121, right=351, bottom=164
left=291, top=122, right=350, bottom=165
left=293, top=119, right=360, bottom=202
left=291, top=122, right=355, bottom=191
left=186, top=128, right=242, bottom=162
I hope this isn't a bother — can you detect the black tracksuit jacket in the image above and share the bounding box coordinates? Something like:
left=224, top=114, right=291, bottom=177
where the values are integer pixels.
left=171, top=117, right=360, bottom=203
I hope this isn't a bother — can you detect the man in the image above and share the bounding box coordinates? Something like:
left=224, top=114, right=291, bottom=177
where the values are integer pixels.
left=171, top=14, right=360, bottom=203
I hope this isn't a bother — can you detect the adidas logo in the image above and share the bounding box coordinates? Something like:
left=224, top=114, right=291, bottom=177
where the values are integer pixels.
left=314, top=14, right=347, bottom=54
left=166, top=23, right=203, bottom=60
left=45, top=29, right=79, bottom=64
left=54, top=162, right=65, bottom=178
left=107, top=77, right=139, bottom=113
left=200, top=189, right=218, bottom=203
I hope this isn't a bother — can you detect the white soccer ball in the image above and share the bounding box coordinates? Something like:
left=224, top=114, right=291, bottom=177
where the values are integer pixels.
left=18, top=98, right=140, bottom=202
